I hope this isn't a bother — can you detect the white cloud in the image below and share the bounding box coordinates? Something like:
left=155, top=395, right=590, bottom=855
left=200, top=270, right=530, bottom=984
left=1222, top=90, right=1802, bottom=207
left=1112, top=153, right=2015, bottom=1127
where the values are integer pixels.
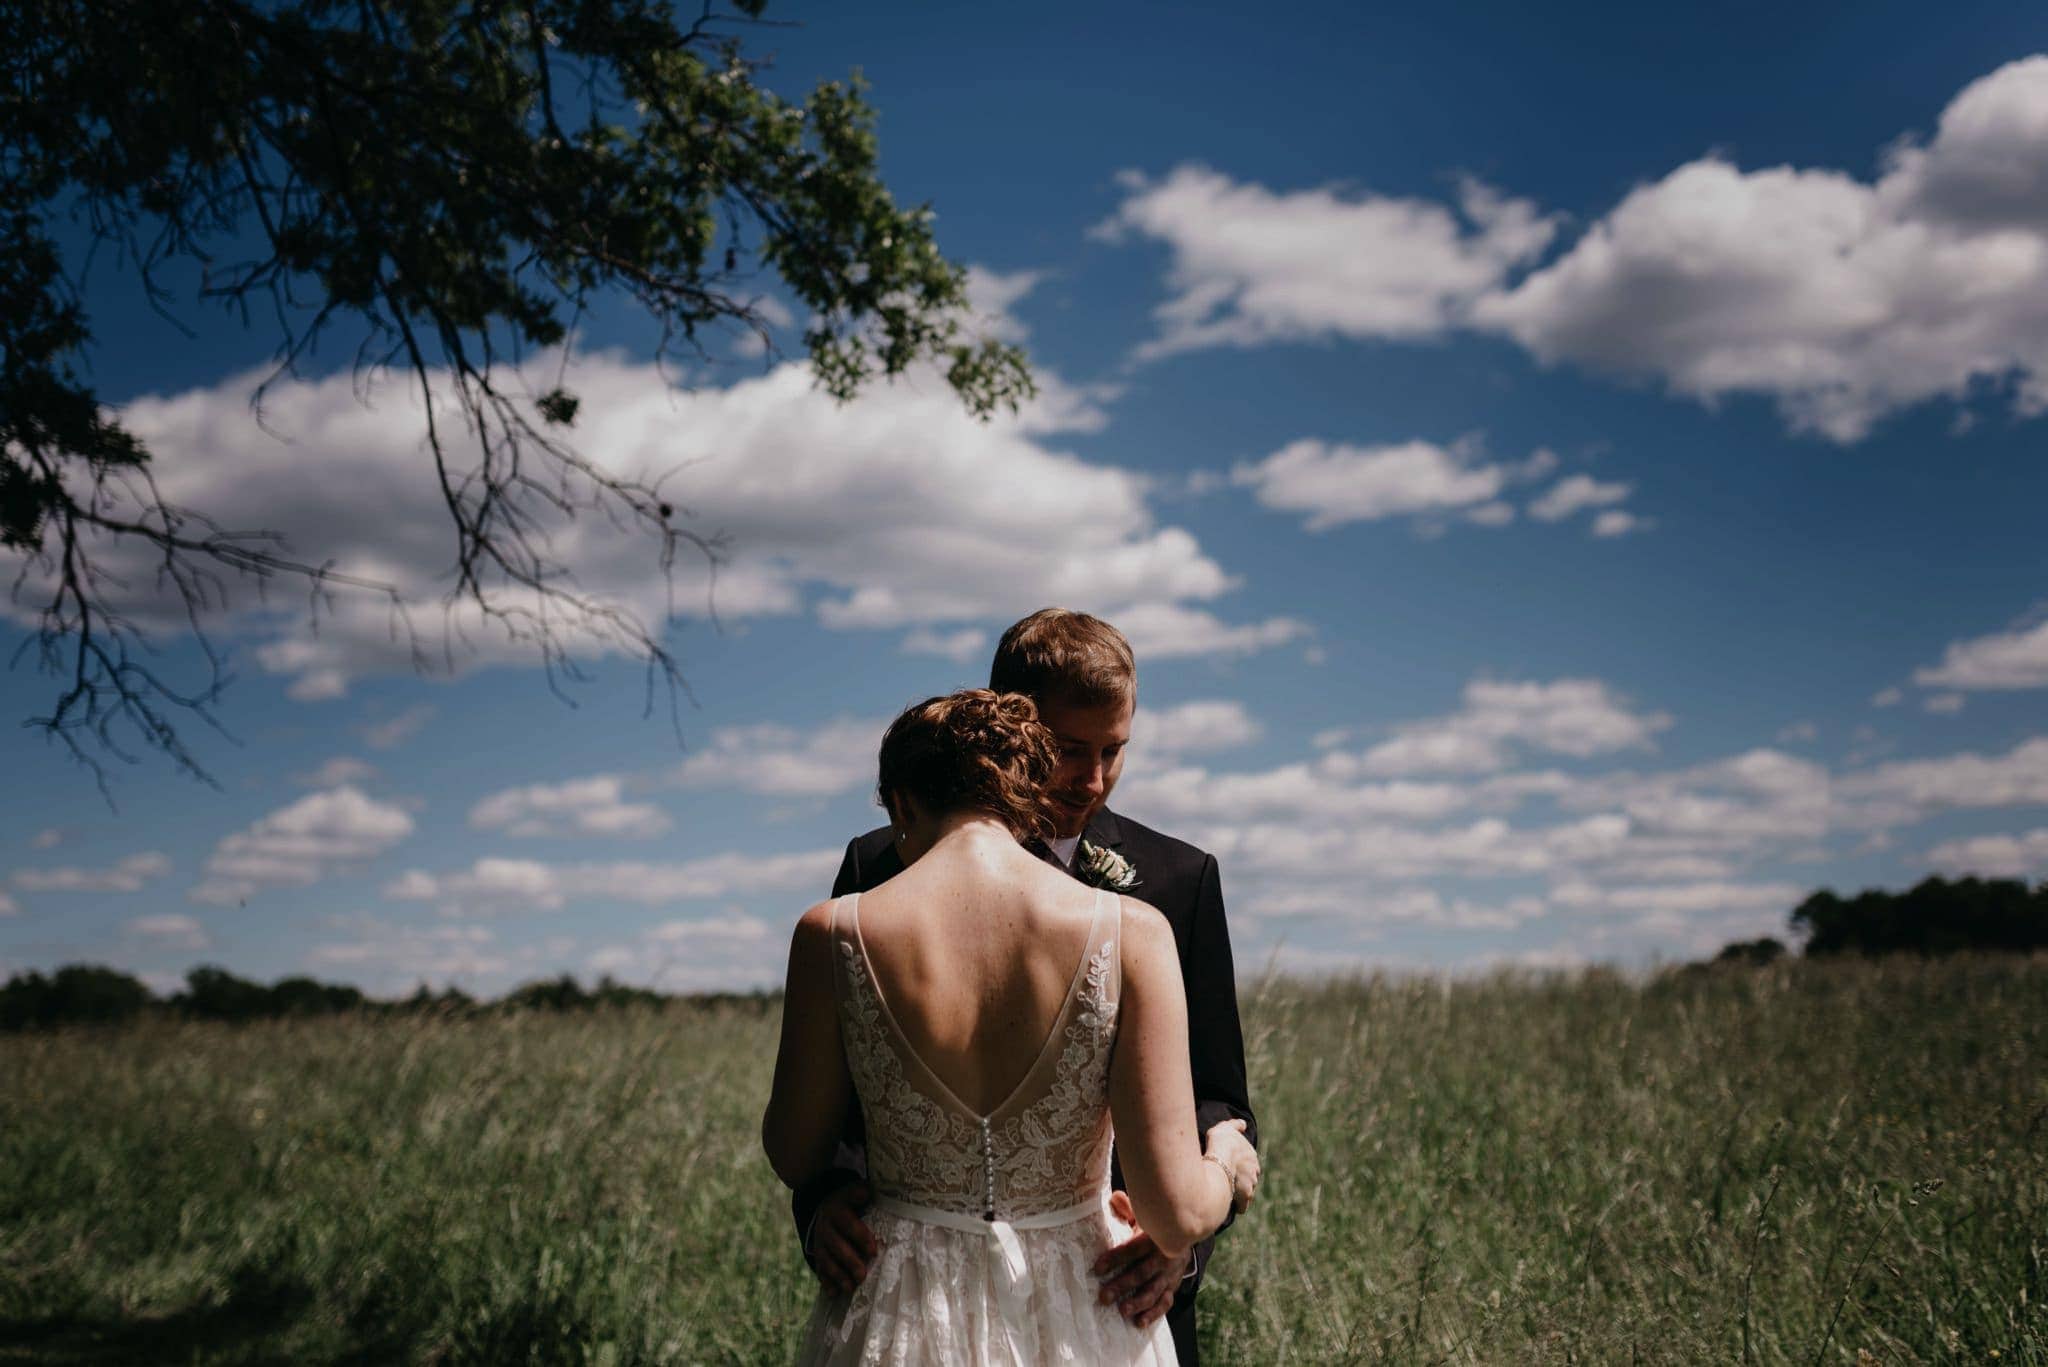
left=1133, top=700, right=1262, bottom=754
left=383, top=858, right=559, bottom=910
left=1359, top=677, right=1672, bottom=775
left=190, top=787, right=416, bottom=906
left=1112, top=667, right=2048, bottom=968
left=1871, top=686, right=1904, bottom=708
left=13, top=852, right=174, bottom=894
left=1247, top=886, right=1545, bottom=932
left=1913, top=609, right=2048, bottom=690
left=1594, top=852, right=1742, bottom=882
left=1124, top=701, right=1868, bottom=966
left=1111, top=602, right=1313, bottom=660
left=1200, top=812, right=1639, bottom=882
left=3, top=349, right=1292, bottom=701
left=962, top=266, right=1044, bottom=344
left=641, top=913, right=774, bottom=945
left=669, top=718, right=882, bottom=798
left=305, top=917, right=514, bottom=994
left=1548, top=879, right=1804, bottom=918
left=125, top=913, right=211, bottom=952
left=1099, top=166, right=1557, bottom=359
left=902, top=627, right=989, bottom=664
left=30, top=828, right=63, bottom=850
left=1838, top=736, right=2048, bottom=818
left=384, top=848, right=839, bottom=914
left=1776, top=721, right=1819, bottom=744
left=1583, top=748, right=1834, bottom=843
left=469, top=775, right=670, bottom=839
left=362, top=706, right=435, bottom=751
left=1104, top=60, right=2048, bottom=442
left=1592, top=509, right=1651, bottom=538
left=1359, top=727, right=1511, bottom=777
left=293, top=756, right=379, bottom=788
left=1529, top=474, right=1632, bottom=522
left=586, top=912, right=785, bottom=994
left=1465, top=501, right=1516, bottom=528
left=1923, top=692, right=1966, bottom=715
left=1926, top=827, right=2048, bottom=877
left=1475, top=57, right=2048, bottom=442
left=1882, top=55, right=2048, bottom=233
left=1120, top=761, right=1469, bottom=826
left=0, top=891, right=18, bottom=917
left=1232, top=437, right=1510, bottom=530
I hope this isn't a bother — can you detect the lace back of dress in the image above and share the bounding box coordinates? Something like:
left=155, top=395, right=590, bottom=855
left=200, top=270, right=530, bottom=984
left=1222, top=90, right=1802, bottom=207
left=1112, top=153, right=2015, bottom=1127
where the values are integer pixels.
left=831, top=889, right=1123, bottom=1219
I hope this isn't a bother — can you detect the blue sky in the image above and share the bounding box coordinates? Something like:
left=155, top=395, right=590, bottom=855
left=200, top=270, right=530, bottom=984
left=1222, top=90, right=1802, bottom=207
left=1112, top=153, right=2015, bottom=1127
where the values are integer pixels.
left=6, top=1, right=2048, bottom=995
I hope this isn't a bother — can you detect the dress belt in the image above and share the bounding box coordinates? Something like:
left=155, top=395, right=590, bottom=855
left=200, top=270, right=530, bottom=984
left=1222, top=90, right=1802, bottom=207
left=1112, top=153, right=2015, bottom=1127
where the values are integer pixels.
left=868, top=1193, right=1106, bottom=1305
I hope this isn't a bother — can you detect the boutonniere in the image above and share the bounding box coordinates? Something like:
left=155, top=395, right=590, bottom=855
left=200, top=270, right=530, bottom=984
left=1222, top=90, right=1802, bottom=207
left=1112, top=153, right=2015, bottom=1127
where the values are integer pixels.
left=1077, top=841, right=1139, bottom=891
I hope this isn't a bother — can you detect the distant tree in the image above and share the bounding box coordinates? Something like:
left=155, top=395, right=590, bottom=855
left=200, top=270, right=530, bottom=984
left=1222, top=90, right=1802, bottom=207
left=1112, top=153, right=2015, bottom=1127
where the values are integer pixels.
left=0, top=963, right=154, bottom=1029
left=400, top=980, right=477, bottom=1016
left=177, top=963, right=273, bottom=1020
left=0, top=961, right=779, bottom=1028
left=432, top=983, right=477, bottom=1013
left=1712, top=937, right=1786, bottom=967
left=5, top=1, right=1031, bottom=790
left=504, top=973, right=591, bottom=1011
left=268, top=974, right=365, bottom=1016
left=590, top=972, right=664, bottom=1009
left=1791, top=876, right=2048, bottom=957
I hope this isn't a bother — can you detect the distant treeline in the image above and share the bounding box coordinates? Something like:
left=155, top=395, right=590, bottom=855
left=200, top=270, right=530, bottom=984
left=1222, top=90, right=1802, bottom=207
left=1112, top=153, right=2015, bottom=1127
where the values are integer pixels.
left=7, top=876, right=2043, bottom=1030
left=0, top=964, right=773, bottom=1032
left=1702, top=875, right=2047, bottom=968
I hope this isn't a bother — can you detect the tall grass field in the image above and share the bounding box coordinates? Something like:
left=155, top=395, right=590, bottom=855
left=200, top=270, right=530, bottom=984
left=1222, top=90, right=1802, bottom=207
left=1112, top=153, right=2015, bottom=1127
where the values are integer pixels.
left=3, top=955, right=2042, bottom=1363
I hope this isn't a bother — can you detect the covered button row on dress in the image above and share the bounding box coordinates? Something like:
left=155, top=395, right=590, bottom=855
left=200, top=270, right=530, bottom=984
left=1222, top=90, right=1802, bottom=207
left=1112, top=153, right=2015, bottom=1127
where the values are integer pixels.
left=979, top=1116, right=996, bottom=1221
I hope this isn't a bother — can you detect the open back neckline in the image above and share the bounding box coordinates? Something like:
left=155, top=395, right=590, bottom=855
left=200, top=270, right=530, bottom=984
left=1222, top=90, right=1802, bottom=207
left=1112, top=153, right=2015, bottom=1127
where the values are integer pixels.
left=846, top=888, right=1106, bottom=1122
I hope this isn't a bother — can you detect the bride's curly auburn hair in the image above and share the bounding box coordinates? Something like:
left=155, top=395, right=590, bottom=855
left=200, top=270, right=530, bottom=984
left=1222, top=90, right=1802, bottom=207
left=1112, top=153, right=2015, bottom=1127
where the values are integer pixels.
left=877, top=689, right=1059, bottom=843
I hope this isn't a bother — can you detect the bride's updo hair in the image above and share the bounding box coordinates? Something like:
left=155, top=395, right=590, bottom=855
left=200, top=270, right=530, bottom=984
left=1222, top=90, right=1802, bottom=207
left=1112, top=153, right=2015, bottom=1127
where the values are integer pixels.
left=878, top=689, right=1059, bottom=843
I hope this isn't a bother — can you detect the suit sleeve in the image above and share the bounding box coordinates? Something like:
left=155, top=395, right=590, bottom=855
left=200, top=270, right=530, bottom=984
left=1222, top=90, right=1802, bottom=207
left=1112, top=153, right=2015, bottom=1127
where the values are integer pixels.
left=1175, top=852, right=1257, bottom=1302
left=830, top=839, right=861, bottom=899
left=1185, top=853, right=1256, bottom=1144
left=789, top=838, right=871, bottom=1262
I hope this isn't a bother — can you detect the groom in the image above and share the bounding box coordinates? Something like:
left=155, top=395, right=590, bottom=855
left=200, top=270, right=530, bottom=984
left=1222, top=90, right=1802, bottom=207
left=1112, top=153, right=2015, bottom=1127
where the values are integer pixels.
left=791, top=607, right=1258, bottom=1365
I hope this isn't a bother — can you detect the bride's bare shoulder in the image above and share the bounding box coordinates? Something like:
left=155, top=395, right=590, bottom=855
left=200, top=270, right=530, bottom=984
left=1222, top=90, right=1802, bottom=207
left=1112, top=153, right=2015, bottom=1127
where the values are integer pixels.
left=789, top=898, right=840, bottom=947
left=1113, top=894, right=1173, bottom=955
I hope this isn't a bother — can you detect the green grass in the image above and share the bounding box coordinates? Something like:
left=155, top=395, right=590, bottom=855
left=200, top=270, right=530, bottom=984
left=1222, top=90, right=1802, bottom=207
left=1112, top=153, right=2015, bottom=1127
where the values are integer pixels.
left=2, top=956, right=2042, bottom=1364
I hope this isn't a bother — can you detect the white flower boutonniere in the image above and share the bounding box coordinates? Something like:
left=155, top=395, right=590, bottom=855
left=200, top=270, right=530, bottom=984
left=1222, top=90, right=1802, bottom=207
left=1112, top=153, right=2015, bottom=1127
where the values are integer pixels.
left=1077, top=841, right=1139, bottom=892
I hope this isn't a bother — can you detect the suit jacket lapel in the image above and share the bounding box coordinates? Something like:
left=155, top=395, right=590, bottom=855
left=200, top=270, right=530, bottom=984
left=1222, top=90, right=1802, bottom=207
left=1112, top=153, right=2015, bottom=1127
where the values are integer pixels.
left=1023, top=837, right=1065, bottom=873
left=1056, top=807, right=1124, bottom=887
left=1083, top=806, right=1123, bottom=849
left=1020, top=809, right=1121, bottom=883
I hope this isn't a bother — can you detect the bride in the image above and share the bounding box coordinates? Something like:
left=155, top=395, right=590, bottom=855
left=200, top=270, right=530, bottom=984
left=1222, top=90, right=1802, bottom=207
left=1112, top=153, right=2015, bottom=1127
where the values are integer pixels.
left=763, top=689, right=1260, bottom=1365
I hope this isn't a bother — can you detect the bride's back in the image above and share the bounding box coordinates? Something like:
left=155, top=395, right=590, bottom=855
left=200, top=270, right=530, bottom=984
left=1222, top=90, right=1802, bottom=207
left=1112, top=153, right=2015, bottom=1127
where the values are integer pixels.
left=851, top=837, right=1103, bottom=1117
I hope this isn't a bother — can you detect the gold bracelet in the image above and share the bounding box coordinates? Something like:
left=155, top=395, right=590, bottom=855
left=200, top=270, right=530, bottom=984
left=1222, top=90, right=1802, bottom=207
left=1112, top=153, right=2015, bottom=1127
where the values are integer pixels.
left=1202, top=1150, right=1236, bottom=1192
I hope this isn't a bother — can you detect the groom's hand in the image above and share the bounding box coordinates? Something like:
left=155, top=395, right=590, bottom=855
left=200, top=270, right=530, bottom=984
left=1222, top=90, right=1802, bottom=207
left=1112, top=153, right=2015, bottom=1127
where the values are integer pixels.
left=807, top=1181, right=878, bottom=1295
left=1093, top=1190, right=1189, bottom=1329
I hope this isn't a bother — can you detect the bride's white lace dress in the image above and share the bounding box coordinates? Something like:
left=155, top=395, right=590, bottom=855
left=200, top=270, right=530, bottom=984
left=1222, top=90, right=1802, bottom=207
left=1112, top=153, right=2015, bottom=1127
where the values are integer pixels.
left=798, top=889, right=1177, bottom=1366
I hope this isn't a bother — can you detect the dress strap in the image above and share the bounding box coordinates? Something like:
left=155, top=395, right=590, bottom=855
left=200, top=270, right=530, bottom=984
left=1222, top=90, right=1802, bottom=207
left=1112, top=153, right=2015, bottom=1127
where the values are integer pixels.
left=1066, top=887, right=1110, bottom=1017
left=827, top=893, right=857, bottom=1007
left=1105, top=888, right=1124, bottom=1004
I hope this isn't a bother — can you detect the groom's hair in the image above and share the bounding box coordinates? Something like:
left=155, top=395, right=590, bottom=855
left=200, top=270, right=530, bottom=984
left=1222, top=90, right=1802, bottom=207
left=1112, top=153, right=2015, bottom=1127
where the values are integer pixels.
left=989, top=609, right=1135, bottom=709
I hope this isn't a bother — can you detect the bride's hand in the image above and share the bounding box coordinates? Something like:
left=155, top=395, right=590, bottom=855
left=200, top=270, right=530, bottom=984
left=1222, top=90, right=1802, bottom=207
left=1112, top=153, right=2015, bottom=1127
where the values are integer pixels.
left=1204, top=1118, right=1261, bottom=1214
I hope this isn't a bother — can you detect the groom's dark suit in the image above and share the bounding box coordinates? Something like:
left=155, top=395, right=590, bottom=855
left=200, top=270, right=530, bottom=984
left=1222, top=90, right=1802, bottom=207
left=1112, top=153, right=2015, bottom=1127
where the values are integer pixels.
left=791, top=805, right=1257, bottom=1367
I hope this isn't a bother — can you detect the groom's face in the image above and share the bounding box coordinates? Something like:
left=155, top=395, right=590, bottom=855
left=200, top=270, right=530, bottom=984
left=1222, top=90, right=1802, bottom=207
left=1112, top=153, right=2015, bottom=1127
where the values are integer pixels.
left=1037, top=693, right=1134, bottom=840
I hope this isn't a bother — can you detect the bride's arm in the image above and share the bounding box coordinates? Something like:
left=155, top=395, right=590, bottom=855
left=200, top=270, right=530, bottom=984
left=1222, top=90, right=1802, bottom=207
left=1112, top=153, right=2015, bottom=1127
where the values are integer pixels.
left=762, top=901, right=854, bottom=1189
left=1107, top=898, right=1237, bottom=1261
